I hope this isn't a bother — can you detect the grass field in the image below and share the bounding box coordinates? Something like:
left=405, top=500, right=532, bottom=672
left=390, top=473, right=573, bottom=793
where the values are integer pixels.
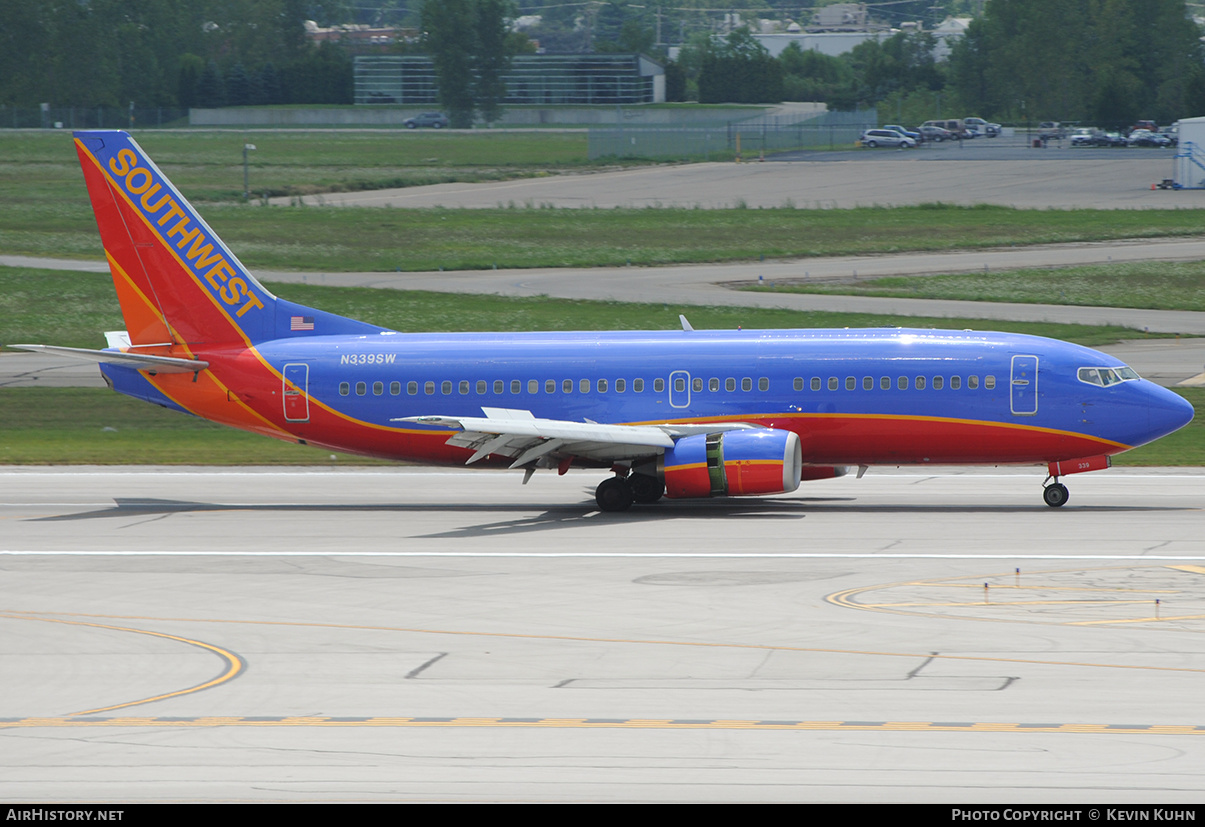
left=746, top=260, right=1205, bottom=312
left=0, top=266, right=1162, bottom=352
left=0, top=387, right=390, bottom=465
left=13, top=200, right=1205, bottom=274
left=1111, top=387, right=1205, bottom=465
left=5, top=131, right=1205, bottom=273
left=1, top=129, right=596, bottom=201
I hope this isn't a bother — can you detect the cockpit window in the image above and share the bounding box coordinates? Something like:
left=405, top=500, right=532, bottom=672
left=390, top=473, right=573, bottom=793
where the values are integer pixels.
left=1078, top=366, right=1139, bottom=386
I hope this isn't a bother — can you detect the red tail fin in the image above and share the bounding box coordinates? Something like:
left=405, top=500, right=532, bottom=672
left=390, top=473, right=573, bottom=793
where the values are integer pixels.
left=74, top=131, right=275, bottom=346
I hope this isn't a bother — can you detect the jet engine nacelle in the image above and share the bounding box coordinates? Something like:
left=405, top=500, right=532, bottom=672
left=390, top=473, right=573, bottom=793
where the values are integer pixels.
left=662, top=429, right=803, bottom=499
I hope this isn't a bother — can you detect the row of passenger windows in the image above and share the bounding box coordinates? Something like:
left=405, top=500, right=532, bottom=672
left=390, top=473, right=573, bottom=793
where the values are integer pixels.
left=793, top=374, right=996, bottom=392
left=336, top=373, right=995, bottom=397
left=337, top=376, right=772, bottom=397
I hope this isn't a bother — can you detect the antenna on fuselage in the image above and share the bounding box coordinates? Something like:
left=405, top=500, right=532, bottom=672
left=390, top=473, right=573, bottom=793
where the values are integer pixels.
left=679, top=315, right=694, bottom=332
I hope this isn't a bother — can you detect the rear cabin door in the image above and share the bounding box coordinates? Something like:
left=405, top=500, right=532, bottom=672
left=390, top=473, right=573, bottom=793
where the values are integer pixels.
left=283, top=363, right=310, bottom=422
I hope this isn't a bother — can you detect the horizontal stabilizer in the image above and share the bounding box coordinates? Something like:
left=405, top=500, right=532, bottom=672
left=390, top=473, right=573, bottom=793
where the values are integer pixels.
left=9, top=344, right=208, bottom=374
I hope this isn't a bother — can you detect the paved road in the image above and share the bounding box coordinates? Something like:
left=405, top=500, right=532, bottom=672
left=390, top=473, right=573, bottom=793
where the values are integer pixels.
left=3, top=467, right=1205, bottom=802
left=270, top=138, right=1196, bottom=210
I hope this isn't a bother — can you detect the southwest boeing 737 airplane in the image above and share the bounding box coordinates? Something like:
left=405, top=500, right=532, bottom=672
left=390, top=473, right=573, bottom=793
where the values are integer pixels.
left=13, top=131, right=1194, bottom=511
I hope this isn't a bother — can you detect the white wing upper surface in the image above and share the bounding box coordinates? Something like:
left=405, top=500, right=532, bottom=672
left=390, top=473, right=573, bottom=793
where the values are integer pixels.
left=396, top=407, right=758, bottom=468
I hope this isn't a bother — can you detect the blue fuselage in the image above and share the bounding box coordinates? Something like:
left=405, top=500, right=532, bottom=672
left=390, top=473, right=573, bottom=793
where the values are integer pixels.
left=105, top=327, right=1194, bottom=467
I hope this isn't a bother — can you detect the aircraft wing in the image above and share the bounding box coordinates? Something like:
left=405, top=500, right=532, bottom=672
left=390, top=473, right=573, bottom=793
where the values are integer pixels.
left=396, top=407, right=758, bottom=469
left=7, top=344, right=209, bottom=374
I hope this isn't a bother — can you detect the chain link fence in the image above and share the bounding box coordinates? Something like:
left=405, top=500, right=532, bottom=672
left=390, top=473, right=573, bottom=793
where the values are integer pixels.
left=588, top=108, right=876, bottom=160
left=0, top=106, right=189, bottom=130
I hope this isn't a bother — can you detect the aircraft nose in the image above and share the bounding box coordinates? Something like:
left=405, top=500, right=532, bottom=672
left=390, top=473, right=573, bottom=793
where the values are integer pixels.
left=1148, top=384, right=1195, bottom=441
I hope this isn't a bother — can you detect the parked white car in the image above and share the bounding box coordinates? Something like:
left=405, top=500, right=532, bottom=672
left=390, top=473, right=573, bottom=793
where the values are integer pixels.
left=860, top=129, right=916, bottom=148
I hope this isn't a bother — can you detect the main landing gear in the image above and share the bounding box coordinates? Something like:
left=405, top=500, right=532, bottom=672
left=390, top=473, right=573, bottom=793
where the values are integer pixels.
left=1042, top=478, right=1070, bottom=508
left=595, top=473, right=665, bottom=512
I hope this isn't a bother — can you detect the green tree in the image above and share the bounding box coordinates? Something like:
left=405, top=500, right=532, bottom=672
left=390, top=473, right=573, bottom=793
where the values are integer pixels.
left=226, top=63, right=252, bottom=107
left=595, top=10, right=655, bottom=55
left=664, top=60, right=687, bottom=102
left=196, top=60, right=226, bottom=108
left=422, top=0, right=476, bottom=127
left=779, top=43, right=855, bottom=104
left=674, top=30, right=719, bottom=95
left=422, top=0, right=518, bottom=127
left=0, top=0, right=347, bottom=110
left=947, top=0, right=1205, bottom=124
left=946, top=18, right=995, bottom=116
left=697, top=30, right=783, bottom=104
left=255, top=62, right=283, bottom=105
left=278, top=42, right=353, bottom=104
left=177, top=54, right=205, bottom=110
left=473, top=0, right=513, bottom=125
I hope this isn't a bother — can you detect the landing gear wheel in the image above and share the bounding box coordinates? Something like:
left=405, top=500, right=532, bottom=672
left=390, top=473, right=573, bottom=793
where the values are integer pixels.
left=629, top=474, right=665, bottom=504
left=1043, top=483, right=1069, bottom=508
left=595, top=477, right=634, bottom=512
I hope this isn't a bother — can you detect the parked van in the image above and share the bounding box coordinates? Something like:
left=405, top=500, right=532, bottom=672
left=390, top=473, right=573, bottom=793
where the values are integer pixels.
left=922, top=119, right=967, bottom=138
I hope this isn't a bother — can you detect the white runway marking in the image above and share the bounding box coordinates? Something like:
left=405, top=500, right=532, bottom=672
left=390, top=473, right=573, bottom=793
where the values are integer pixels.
left=4, top=550, right=1205, bottom=560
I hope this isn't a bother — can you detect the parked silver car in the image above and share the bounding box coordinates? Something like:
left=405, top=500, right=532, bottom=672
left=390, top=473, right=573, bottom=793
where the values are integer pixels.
left=860, top=129, right=916, bottom=148
left=403, top=112, right=449, bottom=129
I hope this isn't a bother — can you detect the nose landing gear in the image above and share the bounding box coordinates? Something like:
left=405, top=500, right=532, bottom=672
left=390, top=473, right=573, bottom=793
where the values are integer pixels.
left=1042, top=478, right=1070, bottom=508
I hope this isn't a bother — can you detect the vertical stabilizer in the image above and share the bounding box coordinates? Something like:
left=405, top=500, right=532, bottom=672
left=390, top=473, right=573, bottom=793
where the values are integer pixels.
left=74, top=130, right=277, bottom=346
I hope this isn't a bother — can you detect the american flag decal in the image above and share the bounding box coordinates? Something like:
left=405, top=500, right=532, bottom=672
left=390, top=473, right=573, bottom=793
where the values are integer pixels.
left=291, top=316, right=315, bottom=331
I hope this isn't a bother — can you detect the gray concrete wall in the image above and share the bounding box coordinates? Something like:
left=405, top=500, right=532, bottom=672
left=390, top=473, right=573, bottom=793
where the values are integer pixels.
left=189, top=105, right=777, bottom=128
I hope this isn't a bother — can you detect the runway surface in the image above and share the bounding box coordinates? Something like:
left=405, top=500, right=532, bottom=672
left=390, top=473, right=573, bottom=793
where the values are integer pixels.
left=4, top=467, right=1205, bottom=802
